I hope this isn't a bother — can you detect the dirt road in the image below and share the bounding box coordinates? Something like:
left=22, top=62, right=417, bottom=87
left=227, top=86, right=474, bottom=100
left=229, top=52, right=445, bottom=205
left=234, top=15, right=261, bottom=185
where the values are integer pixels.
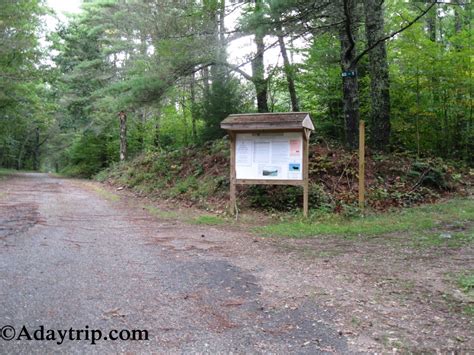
left=0, top=173, right=348, bottom=353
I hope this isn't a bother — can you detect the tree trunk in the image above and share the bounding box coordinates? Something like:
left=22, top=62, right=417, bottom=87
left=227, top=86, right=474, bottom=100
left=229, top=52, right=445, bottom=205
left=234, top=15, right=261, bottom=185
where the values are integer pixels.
left=252, top=45, right=269, bottom=113
left=453, top=4, right=463, bottom=49
left=426, top=5, right=437, bottom=42
left=33, top=127, right=40, bottom=170
left=415, top=67, right=421, bottom=157
left=153, top=107, right=162, bottom=148
left=364, top=0, right=390, bottom=151
left=139, top=109, right=146, bottom=151
left=218, top=0, right=226, bottom=46
left=426, top=4, right=442, bottom=155
left=181, top=95, right=189, bottom=146
left=202, top=66, right=210, bottom=98
left=118, top=111, right=127, bottom=162
left=252, top=33, right=268, bottom=112
left=210, top=0, right=227, bottom=84
left=277, top=27, right=300, bottom=112
left=252, top=0, right=269, bottom=113
left=190, top=72, right=197, bottom=143
left=340, top=0, right=360, bottom=149
left=17, top=134, right=30, bottom=170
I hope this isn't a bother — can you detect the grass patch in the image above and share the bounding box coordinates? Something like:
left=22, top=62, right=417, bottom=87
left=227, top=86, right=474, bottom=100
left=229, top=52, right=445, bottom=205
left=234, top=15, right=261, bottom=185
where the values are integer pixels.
left=0, top=168, right=37, bottom=180
left=90, top=185, right=120, bottom=202
left=0, top=168, right=12, bottom=176
left=409, top=230, right=473, bottom=249
left=47, top=172, right=66, bottom=178
left=143, top=205, right=179, bottom=219
left=191, top=215, right=227, bottom=226
left=458, top=272, right=474, bottom=294
left=0, top=168, right=16, bottom=179
left=257, top=198, right=474, bottom=238
left=462, top=304, right=474, bottom=317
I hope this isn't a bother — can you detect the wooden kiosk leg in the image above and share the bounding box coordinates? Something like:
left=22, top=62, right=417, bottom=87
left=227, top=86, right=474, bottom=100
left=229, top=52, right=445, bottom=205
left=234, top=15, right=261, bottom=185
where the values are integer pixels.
left=230, top=181, right=236, bottom=216
left=303, top=129, right=311, bottom=217
left=229, top=132, right=237, bottom=216
left=303, top=183, right=309, bottom=218
left=358, top=120, right=365, bottom=210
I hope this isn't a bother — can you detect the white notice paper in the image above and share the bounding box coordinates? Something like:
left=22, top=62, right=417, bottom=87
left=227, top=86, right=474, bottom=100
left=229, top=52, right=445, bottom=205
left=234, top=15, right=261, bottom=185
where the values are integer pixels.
left=254, top=142, right=270, bottom=164
left=235, top=132, right=303, bottom=181
left=236, top=140, right=252, bottom=166
left=271, top=141, right=290, bottom=164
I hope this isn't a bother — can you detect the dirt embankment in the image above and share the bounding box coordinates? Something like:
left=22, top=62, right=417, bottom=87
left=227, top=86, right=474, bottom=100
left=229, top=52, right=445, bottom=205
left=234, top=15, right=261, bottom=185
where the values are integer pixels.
left=97, top=138, right=473, bottom=213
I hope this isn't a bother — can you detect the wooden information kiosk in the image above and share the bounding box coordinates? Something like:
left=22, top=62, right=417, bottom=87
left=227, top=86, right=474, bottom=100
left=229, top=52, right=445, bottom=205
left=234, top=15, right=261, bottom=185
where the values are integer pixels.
left=221, top=112, right=315, bottom=217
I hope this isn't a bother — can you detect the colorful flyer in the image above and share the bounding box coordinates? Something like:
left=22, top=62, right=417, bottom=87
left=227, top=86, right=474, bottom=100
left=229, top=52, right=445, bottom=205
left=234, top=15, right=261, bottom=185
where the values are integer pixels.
left=289, top=163, right=300, bottom=172
left=289, top=139, right=301, bottom=156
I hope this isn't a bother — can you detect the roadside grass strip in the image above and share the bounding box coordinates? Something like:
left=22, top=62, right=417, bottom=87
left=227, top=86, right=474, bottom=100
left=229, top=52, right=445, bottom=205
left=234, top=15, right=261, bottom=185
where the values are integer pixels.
left=256, top=198, right=474, bottom=238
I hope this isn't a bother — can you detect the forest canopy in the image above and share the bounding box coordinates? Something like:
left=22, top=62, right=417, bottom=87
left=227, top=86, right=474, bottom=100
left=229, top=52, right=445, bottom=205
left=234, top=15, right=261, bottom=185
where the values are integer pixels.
left=0, top=0, right=472, bottom=176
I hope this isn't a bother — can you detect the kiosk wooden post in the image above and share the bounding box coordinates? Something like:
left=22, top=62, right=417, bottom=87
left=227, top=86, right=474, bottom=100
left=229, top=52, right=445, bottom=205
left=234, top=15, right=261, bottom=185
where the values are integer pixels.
left=303, top=128, right=311, bottom=217
left=358, top=120, right=365, bottom=210
left=229, top=132, right=237, bottom=215
left=221, top=113, right=315, bottom=218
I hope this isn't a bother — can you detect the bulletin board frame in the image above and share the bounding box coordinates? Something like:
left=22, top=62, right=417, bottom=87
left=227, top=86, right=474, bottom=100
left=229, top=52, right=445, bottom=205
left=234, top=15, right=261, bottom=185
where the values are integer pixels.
left=221, top=113, right=314, bottom=217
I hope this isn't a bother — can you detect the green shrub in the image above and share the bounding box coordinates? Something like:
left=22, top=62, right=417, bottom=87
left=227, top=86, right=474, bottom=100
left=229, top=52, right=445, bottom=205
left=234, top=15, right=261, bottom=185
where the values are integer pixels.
left=408, top=160, right=448, bottom=190
left=248, top=183, right=330, bottom=211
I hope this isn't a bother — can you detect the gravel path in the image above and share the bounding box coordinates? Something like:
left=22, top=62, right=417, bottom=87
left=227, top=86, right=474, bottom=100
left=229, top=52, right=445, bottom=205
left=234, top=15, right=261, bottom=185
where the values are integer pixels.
left=0, top=173, right=347, bottom=353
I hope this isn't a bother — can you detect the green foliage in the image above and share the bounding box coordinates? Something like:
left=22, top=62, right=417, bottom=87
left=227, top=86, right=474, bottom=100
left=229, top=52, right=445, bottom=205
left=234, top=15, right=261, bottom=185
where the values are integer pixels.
left=98, top=133, right=471, bottom=216
left=2, top=0, right=473, bottom=187
left=298, top=33, right=345, bottom=141
left=388, top=4, right=473, bottom=163
left=0, top=0, right=54, bottom=170
left=408, top=161, right=448, bottom=190
left=60, top=131, right=109, bottom=177
left=200, top=76, right=252, bottom=141
left=248, top=183, right=330, bottom=211
left=169, top=176, right=199, bottom=197
left=43, top=0, right=256, bottom=175
left=369, top=184, right=440, bottom=208
left=97, top=139, right=231, bottom=207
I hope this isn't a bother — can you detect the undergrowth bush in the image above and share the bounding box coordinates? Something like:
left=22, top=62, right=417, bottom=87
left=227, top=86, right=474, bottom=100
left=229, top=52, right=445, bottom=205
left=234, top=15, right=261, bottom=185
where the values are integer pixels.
left=247, top=183, right=331, bottom=211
